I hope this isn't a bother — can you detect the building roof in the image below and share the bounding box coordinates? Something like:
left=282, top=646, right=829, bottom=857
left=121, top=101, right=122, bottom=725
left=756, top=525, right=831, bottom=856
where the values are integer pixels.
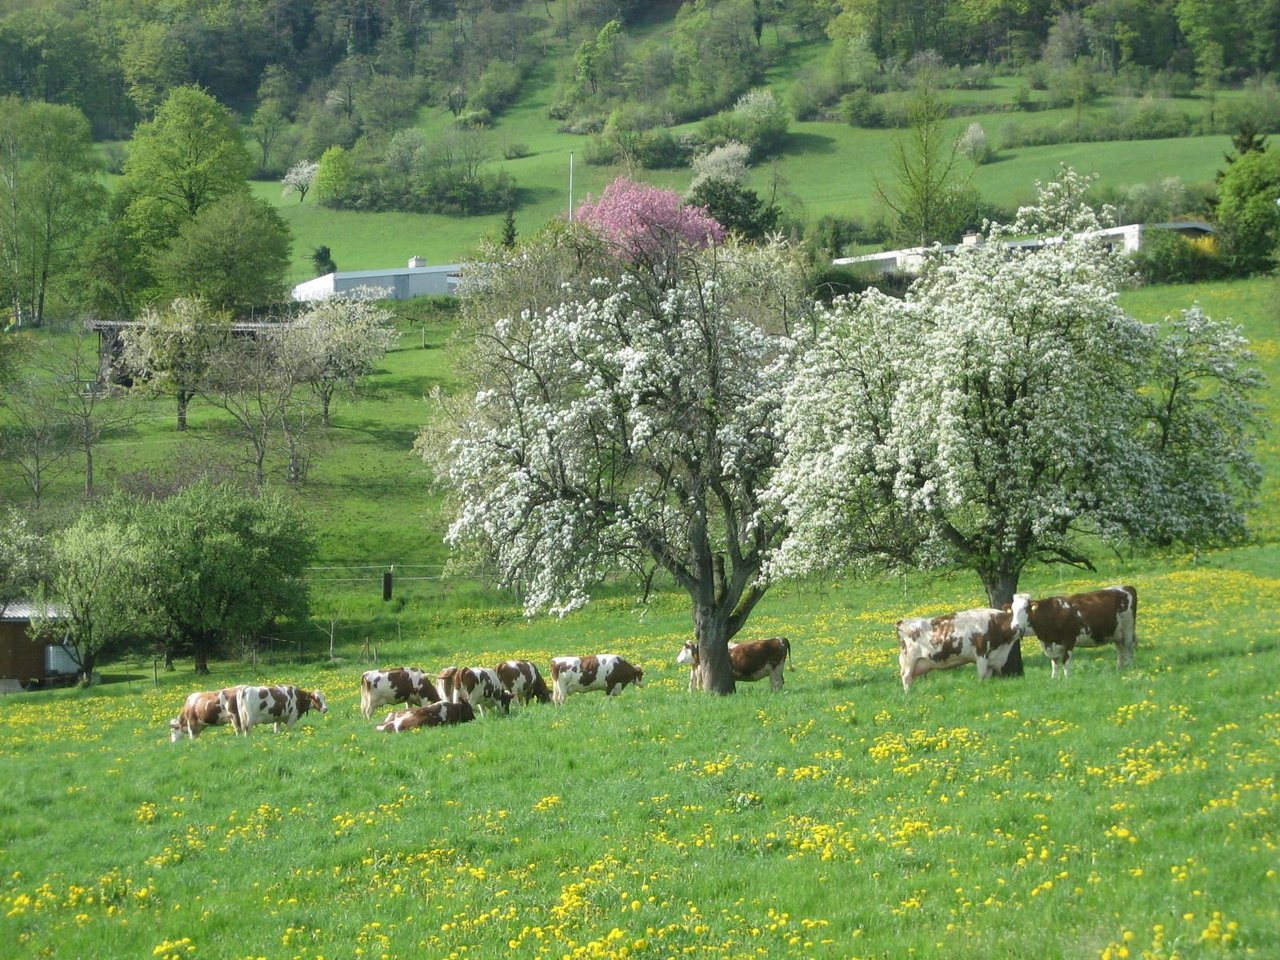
left=0, top=601, right=68, bottom=622
left=323, top=264, right=460, bottom=281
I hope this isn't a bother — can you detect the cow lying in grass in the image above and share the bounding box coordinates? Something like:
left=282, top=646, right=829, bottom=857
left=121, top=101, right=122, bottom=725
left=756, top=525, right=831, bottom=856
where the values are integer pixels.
left=376, top=700, right=475, bottom=731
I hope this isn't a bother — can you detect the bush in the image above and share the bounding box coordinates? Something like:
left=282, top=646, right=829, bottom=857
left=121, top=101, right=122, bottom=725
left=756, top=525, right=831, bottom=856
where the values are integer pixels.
left=841, top=89, right=886, bottom=128
left=454, top=108, right=493, bottom=129
left=501, top=140, right=530, bottom=160
left=806, top=264, right=913, bottom=304
left=701, top=89, right=790, bottom=160
left=470, top=60, right=522, bottom=115
left=635, top=128, right=692, bottom=169
left=581, top=134, right=618, bottom=166
left=1131, top=229, right=1228, bottom=284
left=958, top=122, right=994, bottom=165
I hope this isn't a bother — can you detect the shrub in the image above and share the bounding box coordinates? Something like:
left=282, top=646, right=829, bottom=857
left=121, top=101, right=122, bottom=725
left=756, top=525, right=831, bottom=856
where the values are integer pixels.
left=958, top=122, right=993, bottom=165
left=581, top=134, right=618, bottom=166
left=841, top=89, right=885, bottom=128
left=701, top=89, right=790, bottom=160
left=1130, top=229, right=1228, bottom=284
left=470, top=60, right=522, bottom=115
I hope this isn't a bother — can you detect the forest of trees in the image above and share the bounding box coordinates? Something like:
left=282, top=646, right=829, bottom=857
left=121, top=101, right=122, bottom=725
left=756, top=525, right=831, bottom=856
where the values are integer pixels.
left=3, top=0, right=1279, bottom=145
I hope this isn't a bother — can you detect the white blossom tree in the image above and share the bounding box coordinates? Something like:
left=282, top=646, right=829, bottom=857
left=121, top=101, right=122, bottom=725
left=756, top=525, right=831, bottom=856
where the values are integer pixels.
left=286, top=294, right=397, bottom=427
left=770, top=170, right=1263, bottom=675
left=425, top=230, right=810, bottom=693
left=0, top=507, right=42, bottom=616
left=281, top=160, right=319, bottom=203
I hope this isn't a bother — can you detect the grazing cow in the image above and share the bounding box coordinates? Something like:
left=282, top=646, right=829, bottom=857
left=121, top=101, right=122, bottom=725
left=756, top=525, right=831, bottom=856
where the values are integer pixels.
left=1023, top=585, right=1138, bottom=678
left=376, top=700, right=475, bottom=732
left=454, top=666, right=514, bottom=715
left=169, top=686, right=243, bottom=742
left=227, top=684, right=328, bottom=735
left=495, top=659, right=553, bottom=705
left=435, top=666, right=461, bottom=703
left=676, top=637, right=792, bottom=692
left=549, top=654, right=644, bottom=704
left=896, top=594, right=1031, bottom=691
left=359, top=667, right=440, bottom=719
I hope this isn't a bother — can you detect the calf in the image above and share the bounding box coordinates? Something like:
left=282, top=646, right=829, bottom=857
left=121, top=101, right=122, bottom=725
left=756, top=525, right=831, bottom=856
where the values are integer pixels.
left=549, top=654, right=644, bottom=705
left=376, top=700, right=475, bottom=732
left=1024, top=585, right=1138, bottom=678
left=676, top=637, right=792, bottom=692
left=359, top=667, right=440, bottom=719
left=227, top=684, right=328, bottom=735
left=169, top=686, right=243, bottom=742
left=495, top=659, right=552, bottom=705
left=896, top=594, right=1030, bottom=691
left=454, top=666, right=514, bottom=715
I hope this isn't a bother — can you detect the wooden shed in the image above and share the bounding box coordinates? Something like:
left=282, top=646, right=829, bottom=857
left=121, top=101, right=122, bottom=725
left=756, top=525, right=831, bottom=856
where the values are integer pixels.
left=0, top=602, right=75, bottom=691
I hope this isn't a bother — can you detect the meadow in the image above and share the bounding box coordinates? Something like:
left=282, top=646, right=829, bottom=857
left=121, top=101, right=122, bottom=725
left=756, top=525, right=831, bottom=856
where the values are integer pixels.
left=0, top=274, right=1277, bottom=959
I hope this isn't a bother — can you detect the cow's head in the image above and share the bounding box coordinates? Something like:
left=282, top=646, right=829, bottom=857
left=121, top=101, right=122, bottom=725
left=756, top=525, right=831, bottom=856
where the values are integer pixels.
left=1008, top=593, right=1032, bottom=634
left=310, top=690, right=328, bottom=713
left=675, top=641, right=698, bottom=667
left=497, top=689, right=514, bottom=714
left=376, top=711, right=399, bottom=732
left=168, top=717, right=183, bottom=743
left=633, top=666, right=645, bottom=687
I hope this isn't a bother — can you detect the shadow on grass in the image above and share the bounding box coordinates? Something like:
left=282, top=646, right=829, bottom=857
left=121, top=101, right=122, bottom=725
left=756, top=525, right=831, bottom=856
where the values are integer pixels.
left=784, top=131, right=840, bottom=155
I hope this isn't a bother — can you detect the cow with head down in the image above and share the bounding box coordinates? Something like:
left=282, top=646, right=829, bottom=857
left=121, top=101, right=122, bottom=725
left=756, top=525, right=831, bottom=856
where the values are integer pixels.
left=169, top=686, right=243, bottom=742
left=896, top=594, right=1031, bottom=691
left=495, top=659, right=552, bottom=705
left=1023, top=585, right=1138, bottom=678
left=359, top=667, right=440, bottom=719
left=226, top=684, right=328, bottom=735
left=676, top=637, right=792, bottom=692
left=376, top=700, right=475, bottom=732
left=452, top=667, right=514, bottom=715
left=549, top=654, right=644, bottom=704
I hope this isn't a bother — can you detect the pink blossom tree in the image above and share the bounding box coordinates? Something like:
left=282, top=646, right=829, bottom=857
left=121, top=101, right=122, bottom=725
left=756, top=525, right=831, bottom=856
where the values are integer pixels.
left=575, top=177, right=725, bottom=269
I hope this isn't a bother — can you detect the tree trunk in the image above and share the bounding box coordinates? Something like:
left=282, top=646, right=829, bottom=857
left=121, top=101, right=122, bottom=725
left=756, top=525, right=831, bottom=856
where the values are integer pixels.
left=321, top=391, right=331, bottom=427
left=982, top=568, right=1024, bottom=678
left=84, top=443, right=94, bottom=499
left=193, top=634, right=210, bottom=675
left=177, top=390, right=191, bottom=431
left=693, top=602, right=736, bottom=694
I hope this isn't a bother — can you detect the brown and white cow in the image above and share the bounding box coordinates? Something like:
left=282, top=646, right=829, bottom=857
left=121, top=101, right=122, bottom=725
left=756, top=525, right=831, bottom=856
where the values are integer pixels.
left=359, top=667, right=440, bottom=719
left=549, top=654, right=644, bottom=704
left=226, top=684, right=328, bottom=735
left=495, top=659, right=553, bottom=705
left=896, top=594, right=1030, bottom=691
left=169, top=686, right=243, bottom=742
left=435, top=666, right=461, bottom=703
left=376, top=700, right=475, bottom=732
left=1023, top=585, right=1138, bottom=678
left=676, top=637, right=792, bottom=692
left=453, top=667, right=514, bottom=715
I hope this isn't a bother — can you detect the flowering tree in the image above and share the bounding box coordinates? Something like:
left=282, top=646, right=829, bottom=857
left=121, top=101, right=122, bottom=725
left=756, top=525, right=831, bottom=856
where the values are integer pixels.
left=770, top=170, right=1263, bottom=674
left=575, top=177, right=724, bottom=273
left=425, top=232, right=809, bottom=693
left=122, top=297, right=232, bottom=431
left=285, top=294, right=397, bottom=427
left=282, top=160, right=318, bottom=203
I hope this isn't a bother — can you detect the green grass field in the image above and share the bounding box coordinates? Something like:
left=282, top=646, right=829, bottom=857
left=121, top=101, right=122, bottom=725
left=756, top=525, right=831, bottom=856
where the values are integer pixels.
left=1, top=274, right=1276, bottom=959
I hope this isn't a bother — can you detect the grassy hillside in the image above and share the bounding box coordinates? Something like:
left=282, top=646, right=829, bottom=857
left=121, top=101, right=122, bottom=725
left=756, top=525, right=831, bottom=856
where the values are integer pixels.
left=262, top=43, right=1246, bottom=284
left=0, top=276, right=1276, bottom=958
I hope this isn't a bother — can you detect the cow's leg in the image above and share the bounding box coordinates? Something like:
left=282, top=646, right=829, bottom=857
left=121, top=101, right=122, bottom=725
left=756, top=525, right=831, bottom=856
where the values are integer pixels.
left=770, top=665, right=783, bottom=691
left=1061, top=649, right=1073, bottom=679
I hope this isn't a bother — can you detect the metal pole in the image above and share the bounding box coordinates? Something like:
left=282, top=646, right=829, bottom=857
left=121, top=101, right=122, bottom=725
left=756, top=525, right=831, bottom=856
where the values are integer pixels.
left=568, top=151, right=574, bottom=222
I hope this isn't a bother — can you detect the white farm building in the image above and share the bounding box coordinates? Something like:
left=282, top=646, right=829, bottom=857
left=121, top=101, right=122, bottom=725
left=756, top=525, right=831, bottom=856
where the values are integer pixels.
left=291, top=257, right=461, bottom=302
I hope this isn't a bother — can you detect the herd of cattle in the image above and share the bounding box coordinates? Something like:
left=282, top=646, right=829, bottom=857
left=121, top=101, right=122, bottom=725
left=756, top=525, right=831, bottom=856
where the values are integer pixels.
left=167, top=586, right=1137, bottom=741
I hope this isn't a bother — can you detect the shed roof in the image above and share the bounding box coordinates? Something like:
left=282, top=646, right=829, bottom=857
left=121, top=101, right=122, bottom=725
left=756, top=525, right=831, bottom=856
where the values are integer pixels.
left=0, top=601, right=68, bottom=622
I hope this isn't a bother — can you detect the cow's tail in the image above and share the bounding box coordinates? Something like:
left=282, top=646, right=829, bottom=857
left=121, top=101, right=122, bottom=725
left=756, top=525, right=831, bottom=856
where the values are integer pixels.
left=359, top=675, right=373, bottom=719
left=783, top=637, right=793, bottom=670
